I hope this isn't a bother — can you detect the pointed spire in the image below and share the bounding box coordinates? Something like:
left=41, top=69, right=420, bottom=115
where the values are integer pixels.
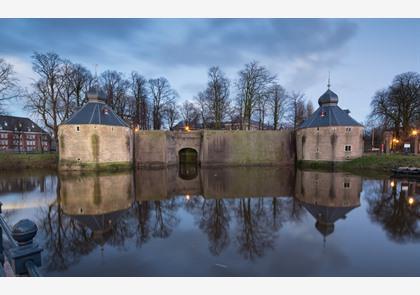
left=327, top=71, right=331, bottom=89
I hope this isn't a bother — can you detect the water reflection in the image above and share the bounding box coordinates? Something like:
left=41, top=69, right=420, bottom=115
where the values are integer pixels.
left=366, top=178, right=420, bottom=243
left=4, top=167, right=420, bottom=275
left=295, top=170, right=361, bottom=240
left=38, top=172, right=135, bottom=271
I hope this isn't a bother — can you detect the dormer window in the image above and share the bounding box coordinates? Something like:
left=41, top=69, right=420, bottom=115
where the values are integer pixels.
left=4, top=122, right=7, bottom=127
left=320, top=111, right=327, bottom=117
left=103, top=108, right=109, bottom=115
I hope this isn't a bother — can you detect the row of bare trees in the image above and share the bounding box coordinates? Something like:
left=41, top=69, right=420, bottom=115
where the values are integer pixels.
left=1, top=53, right=317, bottom=143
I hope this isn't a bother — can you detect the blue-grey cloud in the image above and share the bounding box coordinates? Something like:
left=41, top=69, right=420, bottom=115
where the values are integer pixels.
left=0, top=19, right=357, bottom=68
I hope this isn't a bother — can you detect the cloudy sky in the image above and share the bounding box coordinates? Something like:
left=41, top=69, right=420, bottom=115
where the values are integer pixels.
left=1, top=18, right=419, bottom=123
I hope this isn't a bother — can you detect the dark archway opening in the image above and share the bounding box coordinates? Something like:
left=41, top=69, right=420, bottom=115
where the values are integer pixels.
left=178, top=148, right=198, bottom=180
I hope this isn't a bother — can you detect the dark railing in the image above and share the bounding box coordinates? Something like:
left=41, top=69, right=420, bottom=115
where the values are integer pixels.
left=0, top=202, right=43, bottom=277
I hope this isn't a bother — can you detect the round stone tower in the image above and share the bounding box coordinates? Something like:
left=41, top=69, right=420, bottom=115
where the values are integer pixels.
left=296, top=87, right=364, bottom=162
left=58, top=87, right=133, bottom=170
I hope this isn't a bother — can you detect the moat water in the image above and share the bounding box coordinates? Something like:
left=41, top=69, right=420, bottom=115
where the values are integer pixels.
left=1, top=166, right=420, bottom=276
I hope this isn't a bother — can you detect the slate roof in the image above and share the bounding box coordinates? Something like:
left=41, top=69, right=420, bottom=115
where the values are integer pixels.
left=62, top=86, right=128, bottom=127
left=302, top=202, right=359, bottom=225
left=0, top=115, right=48, bottom=134
left=63, top=101, right=128, bottom=127
left=299, top=88, right=363, bottom=129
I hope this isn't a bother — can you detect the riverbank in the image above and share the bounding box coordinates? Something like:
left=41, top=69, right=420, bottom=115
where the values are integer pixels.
left=298, top=154, right=420, bottom=173
left=0, top=152, right=58, bottom=170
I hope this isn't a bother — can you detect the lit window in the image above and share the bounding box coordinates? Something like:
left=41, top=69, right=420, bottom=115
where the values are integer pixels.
left=345, top=145, right=352, bottom=152
left=4, top=122, right=7, bottom=126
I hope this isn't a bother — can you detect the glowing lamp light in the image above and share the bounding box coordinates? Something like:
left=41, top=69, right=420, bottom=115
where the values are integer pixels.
left=390, top=180, right=395, bottom=188
left=392, top=138, right=399, bottom=143
left=184, top=126, right=190, bottom=132
left=134, top=127, right=139, bottom=132
left=185, top=195, right=190, bottom=200
left=412, top=130, right=418, bottom=136
left=408, top=197, right=415, bottom=205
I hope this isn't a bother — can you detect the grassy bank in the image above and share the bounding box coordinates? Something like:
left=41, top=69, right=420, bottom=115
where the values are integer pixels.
left=0, top=152, right=58, bottom=170
left=298, top=154, right=420, bottom=174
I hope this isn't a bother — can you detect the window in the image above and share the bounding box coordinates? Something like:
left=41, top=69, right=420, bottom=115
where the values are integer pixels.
left=344, top=182, right=351, bottom=189
left=76, top=126, right=80, bottom=132
left=346, top=127, right=352, bottom=132
left=0, top=133, right=7, bottom=139
left=345, top=145, right=352, bottom=152
left=103, top=108, right=109, bottom=115
left=320, top=111, right=327, bottom=117
left=4, top=122, right=7, bottom=127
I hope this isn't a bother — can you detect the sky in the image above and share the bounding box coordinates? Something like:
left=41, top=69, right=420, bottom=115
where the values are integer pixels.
left=0, top=18, right=419, bottom=124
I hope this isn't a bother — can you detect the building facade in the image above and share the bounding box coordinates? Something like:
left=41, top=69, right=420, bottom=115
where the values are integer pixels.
left=296, top=87, right=364, bottom=162
left=0, top=115, right=51, bottom=152
left=58, top=87, right=133, bottom=170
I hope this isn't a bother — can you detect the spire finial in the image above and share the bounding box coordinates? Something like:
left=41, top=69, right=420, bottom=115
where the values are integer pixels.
left=327, top=71, right=331, bottom=89
left=94, top=64, right=99, bottom=79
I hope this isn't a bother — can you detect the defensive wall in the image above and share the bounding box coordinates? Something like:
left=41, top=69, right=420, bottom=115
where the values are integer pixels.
left=135, top=130, right=295, bottom=168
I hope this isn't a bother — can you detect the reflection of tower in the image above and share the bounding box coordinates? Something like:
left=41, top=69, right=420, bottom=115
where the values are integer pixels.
left=295, top=170, right=361, bottom=244
left=304, top=202, right=356, bottom=244
left=60, top=172, right=133, bottom=247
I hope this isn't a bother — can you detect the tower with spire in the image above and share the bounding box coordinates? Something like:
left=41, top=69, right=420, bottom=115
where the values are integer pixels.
left=57, top=73, right=133, bottom=170
left=296, top=76, right=364, bottom=162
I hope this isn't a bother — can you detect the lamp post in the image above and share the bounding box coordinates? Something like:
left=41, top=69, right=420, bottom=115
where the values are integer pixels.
left=412, top=129, right=418, bottom=154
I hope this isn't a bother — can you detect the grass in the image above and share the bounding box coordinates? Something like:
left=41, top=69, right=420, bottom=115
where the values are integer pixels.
left=0, top=152, right=58, bottom=170
left=298, top=154, right=420, bottom=174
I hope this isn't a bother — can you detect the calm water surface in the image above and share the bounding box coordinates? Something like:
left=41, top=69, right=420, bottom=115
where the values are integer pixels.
left=1, top=167, right=419, bottom=276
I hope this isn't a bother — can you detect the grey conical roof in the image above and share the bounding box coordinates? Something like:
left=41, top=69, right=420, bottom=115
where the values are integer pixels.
left=299, top=88, right=363, bottom=129
left=63, top=90, right=128, bottom=128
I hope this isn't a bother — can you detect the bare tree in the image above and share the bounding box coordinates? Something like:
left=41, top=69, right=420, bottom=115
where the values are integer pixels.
left=148, top=77, right=177, bottom=130
left=236, top=61, right=276, bottom=130
left=100, top=70, right=130, bottom=118
left=180, top=100, right=199, bottom=127
left=268, top=83, right=286, bottom=130
left=201, top=66, right=231, bottom=129
left=288, top=91, right=306, bottom=129
left=70, top=63, right=93, bottom=108
left=305, top=100, right=314, bottom=119
left=0, top=58, right=19, bottom=114
left=194, top=91, right=210, bottom=128
left=26, top=52, right=67, bottom=144
left=370, top=72, right=420, bottom=141
left=130, top=72, right=149, bottom=129
left=164, top=101, right=180, bottom=130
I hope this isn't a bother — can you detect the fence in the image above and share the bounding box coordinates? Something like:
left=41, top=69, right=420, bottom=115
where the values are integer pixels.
left=0, top=202, right=43, bottom=277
